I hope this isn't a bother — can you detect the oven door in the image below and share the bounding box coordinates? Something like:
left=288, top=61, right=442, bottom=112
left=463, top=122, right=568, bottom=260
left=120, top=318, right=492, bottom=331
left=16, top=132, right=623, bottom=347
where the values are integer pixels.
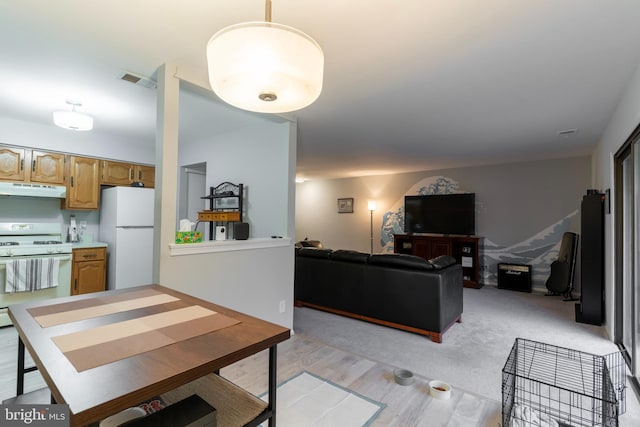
left=0, top=254, right=72, bottom=327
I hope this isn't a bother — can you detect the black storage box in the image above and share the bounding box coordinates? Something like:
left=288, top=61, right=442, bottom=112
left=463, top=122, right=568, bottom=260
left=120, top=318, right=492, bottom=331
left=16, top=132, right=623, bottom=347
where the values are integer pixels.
left=497, top=263, right=532, bottom=293
left=122, top=394, right=216, bottom=427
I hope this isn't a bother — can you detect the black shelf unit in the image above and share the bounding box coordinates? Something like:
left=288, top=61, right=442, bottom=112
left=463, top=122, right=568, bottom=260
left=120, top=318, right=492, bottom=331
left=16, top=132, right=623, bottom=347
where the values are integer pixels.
left=200, top=182, right=243, bottom=240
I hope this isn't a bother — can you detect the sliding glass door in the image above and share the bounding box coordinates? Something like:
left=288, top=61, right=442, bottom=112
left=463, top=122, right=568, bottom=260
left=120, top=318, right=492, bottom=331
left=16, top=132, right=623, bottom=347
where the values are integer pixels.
left=615, top=133, right=639, bottom=388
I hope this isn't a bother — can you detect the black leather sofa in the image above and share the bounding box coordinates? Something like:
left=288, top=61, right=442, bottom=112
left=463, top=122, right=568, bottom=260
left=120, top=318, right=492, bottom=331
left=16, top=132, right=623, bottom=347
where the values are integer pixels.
left=294, top=248, right=463, bottom=343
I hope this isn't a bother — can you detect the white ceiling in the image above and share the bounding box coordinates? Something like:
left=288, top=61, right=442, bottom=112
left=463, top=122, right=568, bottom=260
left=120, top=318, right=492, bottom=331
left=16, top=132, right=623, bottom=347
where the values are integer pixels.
left=2, top=1, right=640, bottom=180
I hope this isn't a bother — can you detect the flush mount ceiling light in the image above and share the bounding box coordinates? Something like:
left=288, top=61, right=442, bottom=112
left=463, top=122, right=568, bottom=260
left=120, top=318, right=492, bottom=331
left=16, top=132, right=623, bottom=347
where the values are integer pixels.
left=53, top=101, right=93, bottom=131
left=206, top=0, right=324, bottom=114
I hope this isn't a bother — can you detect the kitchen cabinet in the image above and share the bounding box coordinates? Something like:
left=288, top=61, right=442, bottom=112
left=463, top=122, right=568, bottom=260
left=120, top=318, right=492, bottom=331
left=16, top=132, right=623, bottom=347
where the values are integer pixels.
left=0, top=146, right=26, bottom=181
left=0, top=146, right=65, bottom=184
left=101, top=160, right=155, bottom=188
left=62, top=155, right=100, bottom=210
left=71, top=247, right=106, bottom=295
left=30, top=150, right=66, bottom=184
left=100, top=160, right=131, bottom=186
left=134, top=164, right=155, bottom=188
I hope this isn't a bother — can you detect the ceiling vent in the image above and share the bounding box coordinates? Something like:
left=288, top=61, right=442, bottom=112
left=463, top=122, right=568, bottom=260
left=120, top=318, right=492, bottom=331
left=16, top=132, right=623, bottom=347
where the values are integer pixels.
left=557, top=129, right=578, bottom=137
left=117, top=71, right=157, bottom=89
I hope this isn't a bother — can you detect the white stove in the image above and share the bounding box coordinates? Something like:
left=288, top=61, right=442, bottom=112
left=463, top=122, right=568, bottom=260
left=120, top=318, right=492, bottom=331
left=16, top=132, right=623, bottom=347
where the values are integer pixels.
left=0, top=222, right=72, bottom=327
left=0, top=222, right=72, bottom=257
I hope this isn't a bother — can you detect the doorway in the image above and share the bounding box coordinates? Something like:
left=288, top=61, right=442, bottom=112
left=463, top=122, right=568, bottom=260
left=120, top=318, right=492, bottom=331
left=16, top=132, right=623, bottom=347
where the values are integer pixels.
left=179, top=163, right=207, bottom=239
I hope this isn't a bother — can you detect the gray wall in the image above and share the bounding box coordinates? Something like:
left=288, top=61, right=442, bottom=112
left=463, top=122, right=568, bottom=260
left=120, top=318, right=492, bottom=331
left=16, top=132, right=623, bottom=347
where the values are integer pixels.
left=296, top=156, right=590, bottom=291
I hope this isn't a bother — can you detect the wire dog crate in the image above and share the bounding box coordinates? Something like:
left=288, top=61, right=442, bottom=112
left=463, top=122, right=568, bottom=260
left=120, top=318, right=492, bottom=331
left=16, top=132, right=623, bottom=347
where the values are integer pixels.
left=502, top=338, right=626, bottom=427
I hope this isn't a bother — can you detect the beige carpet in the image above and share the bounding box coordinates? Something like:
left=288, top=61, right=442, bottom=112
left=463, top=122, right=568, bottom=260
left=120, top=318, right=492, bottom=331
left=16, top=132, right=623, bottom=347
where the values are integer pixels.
left=293, top=286, right=640, bottom=426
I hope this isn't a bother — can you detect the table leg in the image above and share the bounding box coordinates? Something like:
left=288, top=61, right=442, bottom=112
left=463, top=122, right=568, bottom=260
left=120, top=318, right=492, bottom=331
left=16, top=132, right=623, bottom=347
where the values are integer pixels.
left=268, top=345, right=277, bottom=427
left=17, top=336, right=26, bottom=395
left=16, top=335, right=40, bottom=396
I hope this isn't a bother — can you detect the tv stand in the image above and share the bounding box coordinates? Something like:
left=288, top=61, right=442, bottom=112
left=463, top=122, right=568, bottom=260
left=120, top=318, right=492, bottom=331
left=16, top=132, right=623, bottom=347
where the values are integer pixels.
left=393, top=234, right=482, bottom=288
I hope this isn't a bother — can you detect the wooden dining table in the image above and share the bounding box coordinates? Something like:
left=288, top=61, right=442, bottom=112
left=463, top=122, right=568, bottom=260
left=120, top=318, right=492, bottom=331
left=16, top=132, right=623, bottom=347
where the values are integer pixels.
left=9, top=284, right=290, bottom=426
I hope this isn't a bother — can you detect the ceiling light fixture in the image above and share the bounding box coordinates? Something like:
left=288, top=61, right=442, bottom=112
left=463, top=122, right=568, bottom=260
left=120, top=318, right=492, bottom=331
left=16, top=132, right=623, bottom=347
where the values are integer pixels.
left=53, top=101, right=93, bottom=131
left=206, top=0, right=324, bottom=114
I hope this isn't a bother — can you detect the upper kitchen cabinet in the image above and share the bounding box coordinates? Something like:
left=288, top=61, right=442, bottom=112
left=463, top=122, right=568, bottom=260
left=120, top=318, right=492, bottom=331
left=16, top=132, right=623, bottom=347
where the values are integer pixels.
left=135, top=164, right=155, bottom=188
left=0, top=146, right=65, bottom=184
left=101, top=160, right=155, bottom=188
left=0, top=146, right=25, bottom=181
left=30, top=150, right=65, bottom=184
left=62, top=155, right=100, bottom=210
left=101, top=160, right=132, bottom=186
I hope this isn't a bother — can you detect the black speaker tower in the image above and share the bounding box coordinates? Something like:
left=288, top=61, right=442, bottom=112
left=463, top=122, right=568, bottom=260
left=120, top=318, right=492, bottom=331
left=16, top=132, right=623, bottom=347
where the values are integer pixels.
left=575, top=192, right=604, bottom=325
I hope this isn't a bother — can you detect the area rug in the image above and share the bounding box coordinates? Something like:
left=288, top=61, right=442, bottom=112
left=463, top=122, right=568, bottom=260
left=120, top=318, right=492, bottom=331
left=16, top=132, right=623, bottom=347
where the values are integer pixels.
left=260, top=371, right=385, bottom=426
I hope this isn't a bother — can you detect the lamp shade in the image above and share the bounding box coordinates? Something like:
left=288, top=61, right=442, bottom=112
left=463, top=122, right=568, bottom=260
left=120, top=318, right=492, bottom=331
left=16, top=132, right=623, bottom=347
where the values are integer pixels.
left=53, top=110, right=93, bottom=131
left=207, top=21, right=324, bottom=114
left=368, top=201, right=377, bottom=211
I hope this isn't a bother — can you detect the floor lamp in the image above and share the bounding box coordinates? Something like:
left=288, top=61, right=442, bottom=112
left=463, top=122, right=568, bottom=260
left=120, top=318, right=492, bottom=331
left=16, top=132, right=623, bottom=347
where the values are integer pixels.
left=368, top=201, right=377, bottom=253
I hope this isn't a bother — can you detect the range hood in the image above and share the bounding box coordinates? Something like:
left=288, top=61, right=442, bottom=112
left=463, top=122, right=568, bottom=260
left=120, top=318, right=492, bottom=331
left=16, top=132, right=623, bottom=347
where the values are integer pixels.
left=0, top=182, right=66, bottom=198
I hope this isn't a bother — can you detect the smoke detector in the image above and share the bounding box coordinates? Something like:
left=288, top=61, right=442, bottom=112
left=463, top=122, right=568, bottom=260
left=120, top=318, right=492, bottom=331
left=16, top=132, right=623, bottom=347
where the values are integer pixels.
left=117, top=71, right=157, bottom=89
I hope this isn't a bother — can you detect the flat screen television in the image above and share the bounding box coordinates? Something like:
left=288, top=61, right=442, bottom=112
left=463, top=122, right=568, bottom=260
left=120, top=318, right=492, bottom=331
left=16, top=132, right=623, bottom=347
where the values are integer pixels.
left=404, top=193, right=476, bottom=235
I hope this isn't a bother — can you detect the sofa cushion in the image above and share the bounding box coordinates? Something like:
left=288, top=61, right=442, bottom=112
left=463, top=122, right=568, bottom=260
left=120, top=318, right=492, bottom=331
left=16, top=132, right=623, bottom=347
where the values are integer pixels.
left=368, top=253, right=434, bottom=270
left=330, top=250, right=370, bottom=264
left=297, top=248, right=333, bottom=258
left=429, top=255, right=457, bottom=269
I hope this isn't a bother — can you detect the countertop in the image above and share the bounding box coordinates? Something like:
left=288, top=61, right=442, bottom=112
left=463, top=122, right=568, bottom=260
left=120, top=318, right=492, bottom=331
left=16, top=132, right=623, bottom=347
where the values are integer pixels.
left=72, top=241, right=108, bottom=249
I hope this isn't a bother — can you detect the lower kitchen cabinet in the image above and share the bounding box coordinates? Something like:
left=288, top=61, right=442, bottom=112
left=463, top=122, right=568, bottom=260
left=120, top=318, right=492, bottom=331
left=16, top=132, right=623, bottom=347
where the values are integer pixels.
left=72, top=247, right=106, bottom=295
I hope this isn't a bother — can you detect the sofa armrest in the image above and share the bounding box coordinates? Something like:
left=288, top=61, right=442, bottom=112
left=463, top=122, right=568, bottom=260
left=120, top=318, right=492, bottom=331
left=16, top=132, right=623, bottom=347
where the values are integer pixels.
left=429, top=255, right=457, bottom=269
left=361, top=263, right=462, bottom=332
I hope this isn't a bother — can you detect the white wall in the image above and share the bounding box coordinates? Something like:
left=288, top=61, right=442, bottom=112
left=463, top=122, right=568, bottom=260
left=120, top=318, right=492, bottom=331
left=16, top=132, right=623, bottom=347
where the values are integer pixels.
left=179, top=122, right=293, bottom=239
left=0, top=116, right=154, bottom=163
left=155, top=66, right=297, bottom=330
left=593, top=61, right=640, bottom=338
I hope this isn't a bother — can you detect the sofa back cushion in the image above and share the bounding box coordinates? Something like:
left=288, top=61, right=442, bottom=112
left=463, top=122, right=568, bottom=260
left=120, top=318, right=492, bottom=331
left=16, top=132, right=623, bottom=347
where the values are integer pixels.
left=368, top=253, right=434, bottom=270
left=297, top=248, right=333, bottom=258
left=331, top=250, right=370, bottom=264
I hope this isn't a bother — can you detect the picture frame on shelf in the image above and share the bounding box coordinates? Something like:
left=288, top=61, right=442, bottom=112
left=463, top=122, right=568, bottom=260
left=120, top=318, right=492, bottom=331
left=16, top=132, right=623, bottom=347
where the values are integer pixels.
left=337, top=198, right=354, bottom=213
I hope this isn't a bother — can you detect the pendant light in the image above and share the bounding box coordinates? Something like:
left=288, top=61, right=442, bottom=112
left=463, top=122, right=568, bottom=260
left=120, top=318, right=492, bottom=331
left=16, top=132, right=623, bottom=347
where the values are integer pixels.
left=53, top=101, right=93, bottom=131
left=206, top=0, right=324, bottom=114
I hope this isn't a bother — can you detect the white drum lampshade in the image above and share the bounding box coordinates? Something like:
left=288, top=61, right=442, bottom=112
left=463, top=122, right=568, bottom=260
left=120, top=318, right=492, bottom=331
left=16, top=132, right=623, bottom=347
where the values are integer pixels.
left=206, top=21, right=324, bottom=114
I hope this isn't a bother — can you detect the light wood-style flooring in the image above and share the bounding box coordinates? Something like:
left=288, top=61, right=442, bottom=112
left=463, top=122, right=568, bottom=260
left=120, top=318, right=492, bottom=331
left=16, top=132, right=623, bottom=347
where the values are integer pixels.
left=0, top=326, right=501, bottom=426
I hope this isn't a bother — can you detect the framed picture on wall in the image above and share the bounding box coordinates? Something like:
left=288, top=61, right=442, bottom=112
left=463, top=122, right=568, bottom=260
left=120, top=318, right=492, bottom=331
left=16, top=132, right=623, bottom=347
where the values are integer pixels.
left=337, top=198, right=354, bottom=213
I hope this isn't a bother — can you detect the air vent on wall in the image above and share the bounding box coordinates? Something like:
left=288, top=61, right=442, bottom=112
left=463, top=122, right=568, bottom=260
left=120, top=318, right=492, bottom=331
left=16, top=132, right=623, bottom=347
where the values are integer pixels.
left=557, top=129, right=578, bottom=137
left=117, top=71, right=157, bottom=89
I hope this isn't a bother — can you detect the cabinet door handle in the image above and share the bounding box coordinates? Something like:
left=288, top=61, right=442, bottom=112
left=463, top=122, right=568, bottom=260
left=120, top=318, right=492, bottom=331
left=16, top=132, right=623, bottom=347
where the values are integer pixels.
left=130, top=169, right=134, bottom=180
left=20, top=159, right=24, bottom=171
left=74, top=278, right=78, bottom=291
left=138, top=170, right=142, bottom=180
left=82, top=254, right=97, bottom=259
left=70, top=176, right=74, bottom=187
left=32, top=160, right=36, bottom=172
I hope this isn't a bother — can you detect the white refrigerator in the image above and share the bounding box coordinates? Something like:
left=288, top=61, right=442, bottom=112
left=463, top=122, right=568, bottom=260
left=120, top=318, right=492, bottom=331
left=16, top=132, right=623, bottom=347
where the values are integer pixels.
left=99, top=187, right=154, bottom=290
